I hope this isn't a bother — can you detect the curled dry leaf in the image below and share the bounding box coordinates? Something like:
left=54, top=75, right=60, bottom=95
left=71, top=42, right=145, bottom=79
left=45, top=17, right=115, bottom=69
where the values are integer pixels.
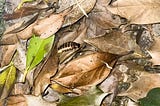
left=0, top=44, right=17, bottom=67
left=107, top=0, right=160, bottom=24
left=1, top=8, right=70, bottom=44
left=52, top=52, right=118, bottom=90
left=118, top=71, right=160, bottom=102
left=13, top=42, right=27, bottom=72
left=148, top=36, right=160, bottom=65
left=34, top=47, right=58, bottom=96
left=84, top=31, right=142, bottom=55
left=33, top=8, right=70, bottom=38
left=86, top=0, right=121, bottom=37
left=3, top=6, right=43, bottom=21
left=60, top=0, right=97, bottom=27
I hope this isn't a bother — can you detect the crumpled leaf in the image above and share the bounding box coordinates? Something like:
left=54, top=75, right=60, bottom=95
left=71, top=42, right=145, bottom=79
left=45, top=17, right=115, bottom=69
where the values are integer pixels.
left=23, top=35, right=54, bottom=81
left=57, top=86, right=111, bottom=106
left=84, top=31, right=142, bottom=55
left=0, top=63, right=16, bottom=100
left=118, top=71, right=160, bottom=102
left=52, top=52, right=118, bottom=90
left=107, top=0, right=160, bottom=24
left=0, top=44, right=17, bottom=67
left=34, top=46, right=58, bottom=96
left=59, top=0, right=96, bottom=27
left=139, top=87, right=160, bottom=106
left=148, top=36, right=160, bottom=65
left=13, top=42, right=27, bottom=72
left=6, top=95, right=56, bottom=106
left=33, top=9, right=70, bottom=38
left=3, top=7, right=40, bottom=21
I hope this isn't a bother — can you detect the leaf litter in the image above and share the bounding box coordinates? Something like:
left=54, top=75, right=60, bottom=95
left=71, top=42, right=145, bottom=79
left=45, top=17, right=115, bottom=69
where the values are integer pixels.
left=1, top=0, right=160, bottom=106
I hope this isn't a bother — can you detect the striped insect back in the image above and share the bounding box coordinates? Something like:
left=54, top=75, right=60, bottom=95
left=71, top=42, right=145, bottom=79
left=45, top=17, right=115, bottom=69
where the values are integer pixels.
left=58, top=41, right=80, bottom=53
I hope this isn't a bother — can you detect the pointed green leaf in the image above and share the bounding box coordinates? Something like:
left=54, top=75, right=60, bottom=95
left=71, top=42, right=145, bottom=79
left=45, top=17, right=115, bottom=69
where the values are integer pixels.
left=139, top=87, right=160, bottom=106
left=58, top=86, right=111, bottom=106
left=26, top=35, right=55, bottom=72
left=0, top=63, right=16, bottom=100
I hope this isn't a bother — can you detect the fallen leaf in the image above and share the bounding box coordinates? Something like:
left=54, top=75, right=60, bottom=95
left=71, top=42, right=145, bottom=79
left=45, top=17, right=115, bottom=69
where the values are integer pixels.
left=118, top=71, right=160, bottom=102
left=6, top=95, right=56, bottom=106
left=3, top=7, right=42, bottom=21
left=52, top=52, right=118, bottom=89
left=33, top=9, right=70, bottom=38
left=139, top=87, right=160, bottom=106
left=148, top=36, right=160, bottom=65
left=23, top=35, right=55, bottom=81
left=86, top=0, right=121, bottom=37
left=0, top=44, right=17, bottom=67
left=13, top=42, right=27, bottom=72
left=57, top=86, right=111, bottom=106
left=60, top=0, right=96, bottom=27
left=84, top=31, right=142, bottom=55
left=33, top=45, right=58, bottom=96
left=0, top=63, right=17, bottom=100
left=107, top=0, right=160, bottom=24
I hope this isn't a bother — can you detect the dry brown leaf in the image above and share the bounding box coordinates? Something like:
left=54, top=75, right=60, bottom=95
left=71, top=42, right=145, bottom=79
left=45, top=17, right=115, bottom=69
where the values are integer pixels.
left=13, top=42, right=27, bottom=71
left=86, top=0, right=121, bottom=37
left=6, top=95, right=56, bottom=106
left=148, top=36, right=160, bottom=65
left=0, top=44, right=17, bottom=67
left=52, top=52, right=118, bottom=89
left=119, top=71, right=160, bottom=102
left=33, top=9, right=70, bottom=38
left=107, top=0, right=160, bottom=24
left=33, top=47, right=58, bottom=96
left=84, top=31, right=142, bottom=55
left=60, top=0, right=96, bottom=27
left=3, top=7, right=43, bottom=21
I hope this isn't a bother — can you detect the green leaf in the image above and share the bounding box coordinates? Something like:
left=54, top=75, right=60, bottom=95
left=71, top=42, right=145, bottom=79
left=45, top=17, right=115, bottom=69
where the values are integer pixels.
left=23, top=35, right=54, bottom=81
left=58, top=86, right=111, bottom=106
left=139, top=87, right=160, bottom=106
left=0, top=63, right=16, bottom=100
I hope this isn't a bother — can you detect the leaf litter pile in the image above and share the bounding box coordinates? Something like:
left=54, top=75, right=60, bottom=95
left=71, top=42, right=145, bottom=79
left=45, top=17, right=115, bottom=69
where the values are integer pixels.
left=1, top=0, right=160, bottom=106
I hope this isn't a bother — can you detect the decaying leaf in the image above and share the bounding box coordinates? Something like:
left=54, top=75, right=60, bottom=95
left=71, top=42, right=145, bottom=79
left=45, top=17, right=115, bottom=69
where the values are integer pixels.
left=23, top=35, right=55, bottom=81
left=148, top=36, right=160, bottom=65
left=60, top=0, right=97, bottom=27
left=52, top=52, right=118, bottom=90
left=0, top=44, right=17, bottom=67
left=57, top=86, right=111, bottom=106
left=3, top=7, right=40, bottom=21
left=86, top=0, right=121, bottom=37
left=107, top=0, right=160, bottom=24
left=33, top=46, right=58, bottom=96
left=118, top=71, right=160, bottom=102
left=0, top=63, right=16, bottom=100
left=33, top=9, right=70, bottom=38
left=6, top=95, right=56, bottom=106
left=13, top=42, right=27, bottom=72
left=84, top=31, right=142, bottom=55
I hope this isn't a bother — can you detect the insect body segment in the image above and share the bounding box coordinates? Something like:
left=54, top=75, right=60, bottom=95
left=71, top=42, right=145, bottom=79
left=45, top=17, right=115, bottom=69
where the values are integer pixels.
left=58, top=42, right=80, bottom=53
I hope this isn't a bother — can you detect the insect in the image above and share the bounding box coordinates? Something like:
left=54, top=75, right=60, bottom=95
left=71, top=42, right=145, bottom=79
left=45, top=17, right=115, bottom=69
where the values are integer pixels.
left=58, top=41, right=80, bottom=53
